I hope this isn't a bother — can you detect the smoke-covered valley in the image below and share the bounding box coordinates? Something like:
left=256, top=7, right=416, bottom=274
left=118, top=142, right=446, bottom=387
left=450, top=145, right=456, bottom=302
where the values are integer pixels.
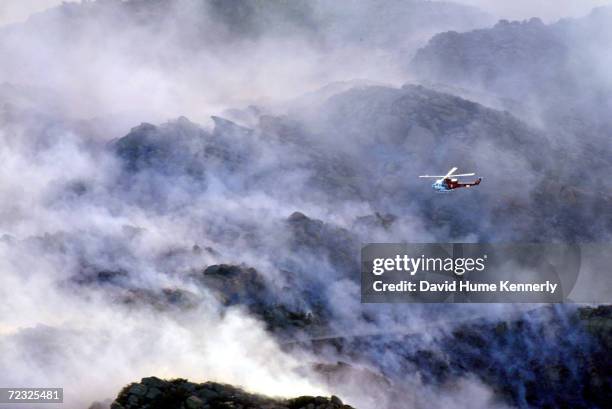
left=0, top=1, right=611, bottom=408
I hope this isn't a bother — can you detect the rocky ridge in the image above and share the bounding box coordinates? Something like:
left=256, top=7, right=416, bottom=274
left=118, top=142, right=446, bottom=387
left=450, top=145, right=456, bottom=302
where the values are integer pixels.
left=108, top=377, right=353, bottom=409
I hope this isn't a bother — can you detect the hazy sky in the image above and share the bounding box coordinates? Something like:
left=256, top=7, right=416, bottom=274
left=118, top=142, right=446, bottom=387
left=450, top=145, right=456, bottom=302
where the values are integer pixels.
left=457, top=0, right=612, bottom=22
left=0, top=0, right=63, bottom=25
left=1, top=0, right=611, bottom=26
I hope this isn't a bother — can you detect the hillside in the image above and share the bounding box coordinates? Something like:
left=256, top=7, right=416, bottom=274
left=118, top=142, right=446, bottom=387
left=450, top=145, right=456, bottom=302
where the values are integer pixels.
left=411, top=7, right=612, bottom=185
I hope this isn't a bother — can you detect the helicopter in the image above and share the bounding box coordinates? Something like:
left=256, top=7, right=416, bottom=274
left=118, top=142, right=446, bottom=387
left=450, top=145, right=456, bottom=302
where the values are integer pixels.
left=419, top=167, right=482, bottom=192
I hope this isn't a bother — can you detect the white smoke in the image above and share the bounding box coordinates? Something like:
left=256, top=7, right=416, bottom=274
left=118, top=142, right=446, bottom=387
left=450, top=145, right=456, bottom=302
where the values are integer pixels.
left=0, top=0, right=64, bottom=25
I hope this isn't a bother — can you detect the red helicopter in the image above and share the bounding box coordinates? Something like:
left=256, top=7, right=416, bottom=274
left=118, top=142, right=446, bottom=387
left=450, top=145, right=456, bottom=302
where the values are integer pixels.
left=419, top=167, right=482, bottom=192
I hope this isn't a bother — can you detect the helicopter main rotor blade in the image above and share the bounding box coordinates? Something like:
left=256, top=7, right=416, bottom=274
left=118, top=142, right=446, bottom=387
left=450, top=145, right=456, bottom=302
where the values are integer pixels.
left=419, top=169, right=476, bottom=179
left=443, top=167, right=458, bottom=179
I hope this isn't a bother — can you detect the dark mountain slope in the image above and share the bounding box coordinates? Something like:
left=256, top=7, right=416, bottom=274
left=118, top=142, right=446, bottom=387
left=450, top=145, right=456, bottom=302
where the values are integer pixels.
left=289, top=305, right=612, bottom=409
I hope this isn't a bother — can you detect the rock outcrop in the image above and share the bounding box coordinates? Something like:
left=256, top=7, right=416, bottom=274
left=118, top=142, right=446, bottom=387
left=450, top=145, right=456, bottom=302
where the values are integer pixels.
left=109, top=377, right=353, bottom=409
